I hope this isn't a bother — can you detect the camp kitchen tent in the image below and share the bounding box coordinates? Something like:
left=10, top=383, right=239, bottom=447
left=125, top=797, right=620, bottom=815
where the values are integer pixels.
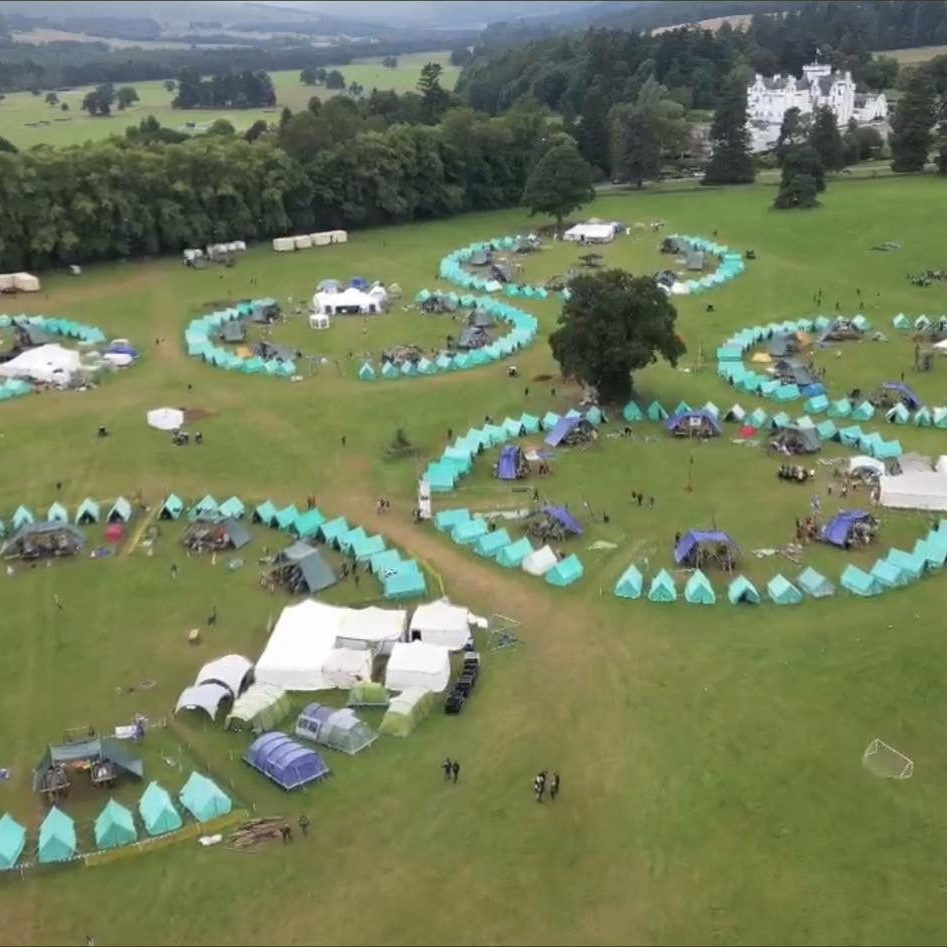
left=0, top=343, right=80, bottom=386
left=243, top=732, right=329, bottom=791
left=327, top=603, right=407, bottom=652
left=174, top=682, right=232, bottom=719
left=178, top=772, right=232, bottom=822
left=819, top=510, right=873, bottom=547
left=408, top=600, right=472, bottom=651
left=139, top=782, right=182, bottom=836
left=225, top=682, right=290, bottom=733
left=384, top=641, right=450, bottom=693
left=254, top=601, right=338, bottom=691
left=880, top=472, right=947, bottom=511
left=147, top=407, right=184, bottom=431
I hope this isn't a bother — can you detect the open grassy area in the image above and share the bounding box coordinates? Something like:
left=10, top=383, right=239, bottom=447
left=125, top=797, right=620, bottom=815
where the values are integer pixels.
left=0, top=51, right=457, bottom=149
left=877, top=44, right=947, bottom=64
left=2, top=177, right=947, bottom=945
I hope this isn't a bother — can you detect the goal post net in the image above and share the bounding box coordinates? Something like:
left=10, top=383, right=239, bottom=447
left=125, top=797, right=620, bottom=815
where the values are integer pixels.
left=862, top=739, right=914, bottom=779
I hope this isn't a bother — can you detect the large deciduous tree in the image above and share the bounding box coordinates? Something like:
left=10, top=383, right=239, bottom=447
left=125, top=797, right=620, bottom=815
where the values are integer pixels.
left=116, top=86, right=139, bottom=110
left=520, top=139, right=594, bottom=234
left=702, top=78, right=754, bottom=185
left=890, top=67, right=936, bottom=172
left=549, top=270, right=685, bottom=403
left=773, top=143, right=824, bottom=209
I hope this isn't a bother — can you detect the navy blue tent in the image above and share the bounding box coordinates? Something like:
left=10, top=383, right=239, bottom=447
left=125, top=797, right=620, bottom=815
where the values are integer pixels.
left=349, top=276, right=369, bottom=291
left=542, top=504, right=582, bottom=536
left=496, top=445, right=520, bottom=481
left=544, top=416, right=580, bottom=447
left=674, top=530, right=738, bottom=566
left=664, top=410, right=722, bottom=436
left=243, top=732, right=329, bottom=790
left=882, top=382, right=922, bottom=410
left=819, top=510, right=872, bottom=548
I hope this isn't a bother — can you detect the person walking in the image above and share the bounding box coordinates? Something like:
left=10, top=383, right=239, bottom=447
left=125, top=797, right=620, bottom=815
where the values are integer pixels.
left=442, top=757, right=453, bottom=781
left=54, top=594, right=63, bottom=611
left=170, top=563, right=178, bottom=579
left=534, top=771, right=546, bottom=803
left=280, top=824, right=293, bottom=843
left=549, top=772, right=560, bottom=801
left=208, top=604, right=217, bottom=627
left=298, top=813, right=310, bottom=837
left=451, top=760, right=460, bottom=784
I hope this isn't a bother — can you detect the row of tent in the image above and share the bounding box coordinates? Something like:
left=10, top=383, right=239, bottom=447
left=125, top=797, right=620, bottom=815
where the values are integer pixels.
left=184, top=299, right=296, bottom=379
left=664, top=234, right=746, bottom=296
left=613, top=523, right=947, bottom=605
left=358, top=294, right=538, bottom=382
left=0, top=497, right=133, bottom=535
left=434, top=508, right=583, bottom=587
left=624, top=395, right=905, bottom=460
left=892, top=313, right=947, bottom=332
left=0, top=772, right=231, bottom=868
left=157, top=492, right=427, bottom=600
left=424, top=407, right=604, bottom=494
left=0, top=313, right=107, bottom=345
left=717, top=315, right=871, bottom=366
left=437, top=236, right=565, bottom=300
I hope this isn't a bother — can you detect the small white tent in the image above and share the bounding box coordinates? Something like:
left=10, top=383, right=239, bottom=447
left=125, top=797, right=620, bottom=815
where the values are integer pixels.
left=308, top=312, right=330, bottom=329
left=147, top=407, right=185, bottom=431
left=335, top=605, right=406, bottom=653
left=0, top=343, right=80, bottom=385
left=384, top=641, right=450, bottom=693
left=522, top=545, right=558, bottom=576
left=408, top=600, right=471, bottom=651
left=312, top=287, right=384, bottom=316
left=564, top=223, right=615, bottom=244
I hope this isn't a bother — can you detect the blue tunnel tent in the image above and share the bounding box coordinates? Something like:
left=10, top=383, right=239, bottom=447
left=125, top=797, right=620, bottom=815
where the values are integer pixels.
left=244, top=732, right=330, bottom=790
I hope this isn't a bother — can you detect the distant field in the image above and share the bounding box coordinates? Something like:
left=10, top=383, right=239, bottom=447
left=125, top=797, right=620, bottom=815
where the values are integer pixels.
left=877, top=44, right=947, bottom=64
left=0, top=51, right=458, bottom=149
left=653, top=13, right=753, bottom=35
left=10, top=28, right=227, bottom=50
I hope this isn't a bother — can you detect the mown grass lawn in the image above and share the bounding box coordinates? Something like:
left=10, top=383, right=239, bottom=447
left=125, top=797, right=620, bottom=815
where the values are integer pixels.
left=0, top=51, right=457, bottom=149
left=1, top=177, right=947, bottom=945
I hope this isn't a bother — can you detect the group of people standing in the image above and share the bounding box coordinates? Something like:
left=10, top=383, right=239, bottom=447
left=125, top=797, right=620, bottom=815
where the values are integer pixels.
left=533, top=769, right=560, bottom=803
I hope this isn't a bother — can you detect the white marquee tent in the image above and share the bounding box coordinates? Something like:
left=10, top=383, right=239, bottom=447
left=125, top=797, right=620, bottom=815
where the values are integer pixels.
left=147, top=407, right=185, bottom=431
left=879, top=471, right=947, bottom=511
left=255, top=601, right=338, bottom=691
left=408, top=600, right=472, bottom=651
left=312, top=286, right=387, bottom=316
left=0, top=343, right=80, bottom=386
left=384, top=641, right=450, bottom=693
left=334, top=604, right=406, bottom=652
left=563, top=223, right=615, bottom=244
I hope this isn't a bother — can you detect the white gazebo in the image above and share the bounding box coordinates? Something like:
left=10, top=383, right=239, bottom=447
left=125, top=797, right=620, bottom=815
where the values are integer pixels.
left=308, top=312, right=331, bottom=329
left=311, top=285, right=387, bottom=316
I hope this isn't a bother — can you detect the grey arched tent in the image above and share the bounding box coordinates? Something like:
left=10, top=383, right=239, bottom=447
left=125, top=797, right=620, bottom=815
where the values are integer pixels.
left=174, top=682, right=231, bottom=719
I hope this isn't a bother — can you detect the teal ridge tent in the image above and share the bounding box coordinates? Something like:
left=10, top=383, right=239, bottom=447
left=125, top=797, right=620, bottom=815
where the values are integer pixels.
left=252, top=500, right=278, bottom=526
left=159, top=494, right=185, bottom=520
left=179, top=772, right=232, bottom=822
left=684, top=569, right=715, bottom=604
left=614, top=564, right=643, bottom=599
left=47, top=502, right=68, bottom=523
left=11, top=506, right=33, bottom=530
left=496, top=537, right=533, bottom=568
left=648, top=569, right=677, bottom=603
left=38, top=806, right=76, bottom=864
left=291, top=509, right=325, bottom=539
left=885, top=547, right=926, bottom=581
left=190, top=495, right=219, bottom=521
left=767, top=574, right=802, bottom=604
left=319, top=516, right=350, bottom=545
left=622, top=402, right=643, bottom=422
left=475, top=529, right=511, bottom=558
left=840, top=563, right=882, bottom=596
left=870, top=557, right=911, bottom=588
left=797, top=567, right=835, bottom=598
left=545, top=554, right=583, bottom=587
left=452, top=518, right=488, bottom=545
left=94, top=799, right=137, bottom=851
left=358, top=362, right=375, bottom=381
left=274, top=505, right=299, bottom=531
left=218, top=496, right=246, bottom=519
left=434, top=509, right=470, bottom=532
left=383, top=561, right=427, bottom=599
left=646, top=401, right=669, bottom=422
left=108, top=497, right=132, bottom=523
left=727, top=575, right=759, bottom=604
left=0, top=814, right=26, bottom=870
left=139, top=781, right=183, bottom=836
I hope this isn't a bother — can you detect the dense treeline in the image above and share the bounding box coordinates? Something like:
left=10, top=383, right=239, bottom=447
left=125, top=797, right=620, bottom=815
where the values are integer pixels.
left=172, top=69, right=276, bottom=110
left=0, top=105, right=555, bottom=272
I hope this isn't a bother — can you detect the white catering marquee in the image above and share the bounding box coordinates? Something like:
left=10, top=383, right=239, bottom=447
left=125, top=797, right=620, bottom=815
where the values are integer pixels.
left=384, top=641, right=450, bottom=693
left=563, top=223, right=615, bottom=244
left=879, top=471, right=947, bottom=512
left=408, top=600, right=472, bottom=651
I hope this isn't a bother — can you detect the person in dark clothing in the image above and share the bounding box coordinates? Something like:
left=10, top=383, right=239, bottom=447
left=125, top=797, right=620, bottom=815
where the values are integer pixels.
left=341, top=435, right=346, bottom=447
left=208, top=605, right=217, bottom=627
left=549, top=772, right=560, bottom=801
left=451, top=760, right=460, bottom=783
left=442, top=758, right=452, bottom=781
left=637, top=494, right=643, bottom=507
left=534, top=771, right=546, bottom=803
left=299, top=814, right=310, bottom=837
left=649, top=496, right=655, bottom=509
left=281, top=824, right=293, bottom=843
left=170, top=563, right=178, bottom=579
left=674, top=532, right=681, bottom=546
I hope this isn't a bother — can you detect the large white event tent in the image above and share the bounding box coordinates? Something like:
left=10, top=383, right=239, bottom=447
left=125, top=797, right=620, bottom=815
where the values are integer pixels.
left=384, top=641, right=451, bottom=693
left=408, top=600, right=474, bottom=651
left=879, top=471, right=947, bottom=511
left=0, top=343, right=80, bottom=386
left=311, top=286, right=387, bottom=316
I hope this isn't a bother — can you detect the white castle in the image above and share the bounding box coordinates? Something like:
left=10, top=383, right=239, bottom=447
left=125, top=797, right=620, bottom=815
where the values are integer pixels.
left=746, top=62, right=888, bottom=153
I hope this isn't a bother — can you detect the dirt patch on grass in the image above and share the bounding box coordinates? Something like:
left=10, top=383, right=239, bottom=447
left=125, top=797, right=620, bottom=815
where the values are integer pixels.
left=183, top=408, right=218, bottom=423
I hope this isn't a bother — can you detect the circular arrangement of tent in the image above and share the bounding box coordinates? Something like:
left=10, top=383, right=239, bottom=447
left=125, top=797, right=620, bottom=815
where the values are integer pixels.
left=147, top=407, right=185, bottom=431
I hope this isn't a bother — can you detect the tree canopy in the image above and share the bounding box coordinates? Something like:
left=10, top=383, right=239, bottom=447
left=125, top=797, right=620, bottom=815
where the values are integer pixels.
left=702, top=80, right=754, bottom=185
left=890, top=67, right=936, bottom=172
left=808, top=106, right=845, bottom=171
left=549, top=270, right=686, bottom=403
left=774, top=143, right=824, bottom=209
left=520, top=139, right=594, bottom=233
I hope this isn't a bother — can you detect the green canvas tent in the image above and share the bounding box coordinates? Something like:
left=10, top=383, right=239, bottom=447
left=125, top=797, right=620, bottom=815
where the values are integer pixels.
left=727, top=575, right=760, bottom=605
left=75, top=498, right=100, bottom=524
left=648, top=569, right=677, bottom=603
left=218, top=496, right=246, bottom=519
left=646, top=401, right=669, bottom=422
left=107, top=497, right=132, bottom=523
left=252, top=500, right=278, bottom=526
left=38, top=806, right=76, bottom=864
left=496, top=536, right=533, bottom=568
left=179, top=772, right=232, bottom=822
left=840, top=563, right=882, bottom=597
left=226, top=682, right=290, bottom=733
left=544, top=554, right=583, bottom=587
left=347, top=681, right=389, bottom=708
left=614, top=564, right=643, bottom=599
left=766, top=574, right=802, bottom=605
left=684, top=569, right=716, bottom=604
left=378, top=688, right=435, bottom=737
left=94, top=799, right=137, bottom=850
left=797, top=567, right=835, bottom=598
left=138, top=782, right=182, bottom=836
left=0, top=814, right=26, bottom=870
left=47, top=502, right=68, bottom=524
left=159, top=494, right=184, bottom=520
left=622, top=401, right=643, bottom=422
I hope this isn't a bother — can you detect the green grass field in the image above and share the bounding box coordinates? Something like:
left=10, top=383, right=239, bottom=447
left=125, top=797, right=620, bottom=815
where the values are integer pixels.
left=3, top=177, right=947, bottom=945
left=0, top=51, right=458, bottom=149
left=877, top=44, right=947, bottom=64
